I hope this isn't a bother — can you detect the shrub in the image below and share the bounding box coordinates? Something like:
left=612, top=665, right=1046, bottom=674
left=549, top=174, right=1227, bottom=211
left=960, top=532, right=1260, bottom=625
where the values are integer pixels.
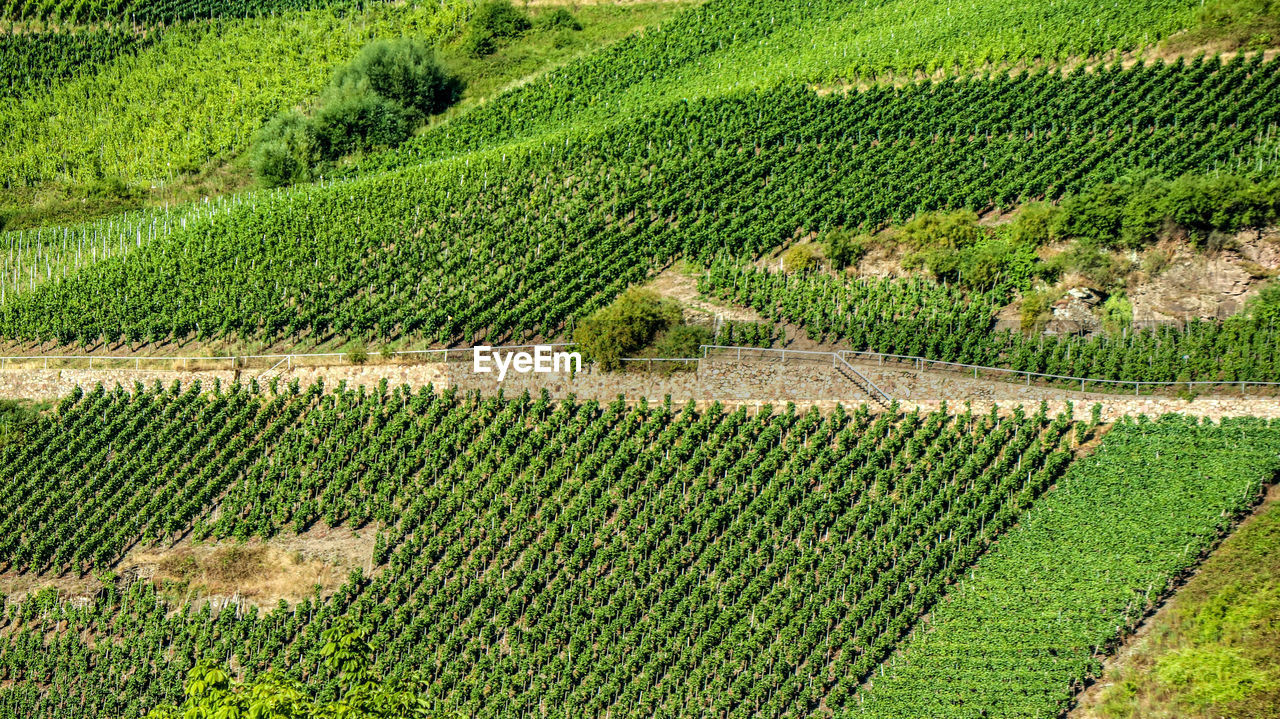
left=822, top=228, right=869, bottom=269
left=329, top=38, right=463, bottom=118
left=1046, top=241, right=1133, bottom=291
left=464, top=0, right=532, bottom=56
left=538, top=7, right=582, bottom=31
left=0, top=399, right=40, bottom=448
left=346, top=340, right=369, bottom=365
left=901, top=209, right=984, bottom=250
left=1100, top=292, right=1134, bottom=335
left=312, top=88, right=413, bottom=158
left=249, top=112, right=318, bottom=188
left=1005, top=202, right=1061, bottom=247
left=651, top=324, right=712, bottom=359
left=782, top=244, right=818, bottom=273
left=1246, top=281, right=1280, bottom=325
left=1019, top=290, right=1055, bottom=333
left=574, top=288, right=681, bottom=370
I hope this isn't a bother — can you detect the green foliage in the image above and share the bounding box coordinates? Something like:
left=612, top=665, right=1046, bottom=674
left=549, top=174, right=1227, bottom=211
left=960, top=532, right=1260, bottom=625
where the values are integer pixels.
left=900, top=210, right=984, bottom=251
left=1004, top=202, right=1061, bottom=247
left=1100, top=292, right=1134, bottom=335
left=538, top=7, right=582, bottom=32
left=573, top=287, right=681, bottom=370
left=713, top=319, right=777, bottom=348
left=1245, top=281, right=1280, bottom=325
left=331, top=38, right=463, bottom=118
left=1019, top=289, right=1055, bottom=333
left=251, top=112, right=320, bottom=188
left=858, top=416, right=1280, bottom=717
left=313, top=87, right=415, bottom=157
left=1155, top=647, right=1278, bottom=709
left=649, top=323, right=711, bottom=359
left=0, top=399, right=41, bottom=448
left=821, top=228, right=868, bottom=270
left=898, top=210, right=1043, bottom=290
left=463, top=1, right=532, bottom=57
left=147, top=621, right=444, bottom=719
left=781, top=244, right=818, bottom=273
left=0, top=4, right=467, bottom=188
left=348, top=0, right=1214, bottom=173
left=251, top=37, right=461, bottom=185
left=346, top=340, right=369, bottom=365
left=0, top=387, right=1077, bottom=716
left=1045, top=241, right=1134, bottom=290
left=1171, top=0, right=1280, bottom=51
left=702, top=260, right=1280, bottom=384
left=0, top=26, right=158, bottom=101
left=1056, top=174, right=1280, bottom=250
left=914, top=238, right=1041, bottom=292
left=0, top=0, right=386, bottom=25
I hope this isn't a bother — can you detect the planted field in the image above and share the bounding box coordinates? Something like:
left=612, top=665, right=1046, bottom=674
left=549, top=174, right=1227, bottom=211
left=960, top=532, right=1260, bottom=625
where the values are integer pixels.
left=856, top=415, right=1280, bottom=716
left=700, top=260, right=1280, bottom=383
left=0, top=383, right=1074, bottom=717
left=2, top=56, right=1276, bottom=351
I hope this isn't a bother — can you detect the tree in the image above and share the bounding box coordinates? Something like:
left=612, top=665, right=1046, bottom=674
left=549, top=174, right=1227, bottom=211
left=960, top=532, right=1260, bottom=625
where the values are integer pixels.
left=330, top=39, right=463, bottom=118
left=573, top=288, right=681, bottom=370
left=146, top=621, right=454, bottom=719
left=821, top=229, right=868, bottom=270
left=250, top=112, right=320, bottom=188
left=463, top=1, right=532, bottom=56
left=782, top=244, right=818, bottom=273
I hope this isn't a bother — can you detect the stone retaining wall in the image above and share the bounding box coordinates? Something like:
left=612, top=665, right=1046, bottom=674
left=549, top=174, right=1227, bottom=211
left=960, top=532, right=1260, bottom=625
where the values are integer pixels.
left=3, top=358, right=1279, bottom=421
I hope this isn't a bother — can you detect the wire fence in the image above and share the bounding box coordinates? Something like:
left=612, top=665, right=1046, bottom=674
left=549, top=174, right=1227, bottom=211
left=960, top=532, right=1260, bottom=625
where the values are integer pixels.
left=839, top=350, right=1280, bottom=396
left=2, top=342, right=1279, bottom=398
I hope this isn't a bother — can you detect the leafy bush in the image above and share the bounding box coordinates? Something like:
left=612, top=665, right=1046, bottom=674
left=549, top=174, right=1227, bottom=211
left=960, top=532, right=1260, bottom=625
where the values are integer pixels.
left=1045, top=240, right=1134, bottom=290
left=1019, top=290, right=1055, bottom=333
left=0, top=400, right=40, bottom=448
left=1246, top=280, right=1280, bottom=325
left=249, top=112, right=319, bottom=188
left=651, top=324, right=711, bottom=359
left=538, top=7, right=582, bottom=32
left=901, top=209, right=985, bottom=250
left=251, top=39, right=461, bottom=186
left=463, top=0, right=532, bottom=56
left=574, top=288, right=681, bottom=370
left=330, top=38, right=463, bottom=117
left=147, top=621, right=435, bottom=719
left=1056, top=173, right=1280, bottom=249
left=782, top=244, right=818, bottom=273
left=313, top=88, right=414, bottom=157
left=346, top=340, right=369, bottom=365
left=1100, top=292, right=1134, bottom=335
left=1004, top=202, right=1061, bottom=247
left=822, top=228, right=869, bottom=269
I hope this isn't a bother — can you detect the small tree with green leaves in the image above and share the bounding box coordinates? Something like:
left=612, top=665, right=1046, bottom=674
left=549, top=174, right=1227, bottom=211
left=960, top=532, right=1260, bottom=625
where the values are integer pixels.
left=146, top=622, right=453, bottom=719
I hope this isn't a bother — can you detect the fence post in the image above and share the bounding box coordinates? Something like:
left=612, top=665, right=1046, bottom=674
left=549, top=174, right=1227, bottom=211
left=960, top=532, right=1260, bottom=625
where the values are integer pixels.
left=89, top=358, right=93, bottom=370
left=1134, top=382, right=1139, bottom=396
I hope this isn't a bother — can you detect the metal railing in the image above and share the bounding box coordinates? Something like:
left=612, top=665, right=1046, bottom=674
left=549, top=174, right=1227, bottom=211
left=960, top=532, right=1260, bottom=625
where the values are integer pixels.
left=700, top=345, right=893, bottom=404
left=839, top=350, right=1280, bottom=396
left=3, top=341, right=1279, bottom=398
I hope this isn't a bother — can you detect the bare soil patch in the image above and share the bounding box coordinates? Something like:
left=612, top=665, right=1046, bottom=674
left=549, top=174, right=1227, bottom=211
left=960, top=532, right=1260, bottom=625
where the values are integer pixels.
left=0, top=523, right=374, bottom=610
